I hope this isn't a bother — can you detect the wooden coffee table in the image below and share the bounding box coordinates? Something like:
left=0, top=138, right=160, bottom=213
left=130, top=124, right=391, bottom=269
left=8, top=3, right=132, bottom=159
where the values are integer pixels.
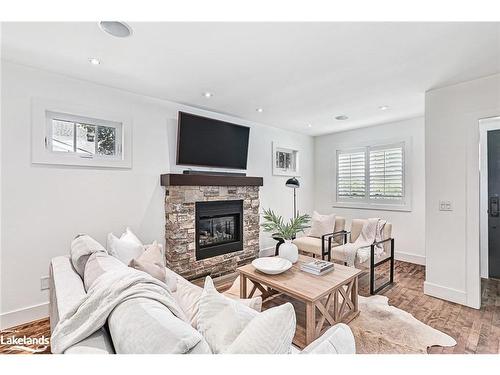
left=237, top=254, right=363, bottom=348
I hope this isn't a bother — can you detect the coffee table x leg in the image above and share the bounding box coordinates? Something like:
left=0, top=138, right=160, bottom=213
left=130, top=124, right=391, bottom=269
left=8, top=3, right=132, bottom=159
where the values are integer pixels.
left=239, top=275, right=278, bottom=300
left=305, top=276, right=359, bottom=346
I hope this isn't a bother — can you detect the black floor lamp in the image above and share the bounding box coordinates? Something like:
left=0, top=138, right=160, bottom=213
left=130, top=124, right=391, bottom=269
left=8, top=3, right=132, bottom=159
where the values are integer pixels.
left=285, top=177, right=300, bottom=218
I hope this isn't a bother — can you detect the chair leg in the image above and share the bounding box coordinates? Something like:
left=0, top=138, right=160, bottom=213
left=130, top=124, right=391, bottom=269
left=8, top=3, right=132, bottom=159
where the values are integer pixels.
left=389, top=238, right=395, bottom=284
left=327, top=237, right=332, bottom=262
left=370, top=244, right=375, bottom=295
left=370, top=239, right=395, bottom=294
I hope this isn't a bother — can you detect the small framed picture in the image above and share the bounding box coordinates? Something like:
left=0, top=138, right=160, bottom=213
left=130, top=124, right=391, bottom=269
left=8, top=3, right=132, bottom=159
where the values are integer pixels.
left=272, top=142, right=299, bottom=176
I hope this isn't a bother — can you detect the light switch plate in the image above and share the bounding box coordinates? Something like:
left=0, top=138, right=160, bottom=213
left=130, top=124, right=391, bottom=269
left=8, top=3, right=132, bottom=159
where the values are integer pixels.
left=40, top=276, right=50, bottom=290
left=439, top=201, right=453, bottom=211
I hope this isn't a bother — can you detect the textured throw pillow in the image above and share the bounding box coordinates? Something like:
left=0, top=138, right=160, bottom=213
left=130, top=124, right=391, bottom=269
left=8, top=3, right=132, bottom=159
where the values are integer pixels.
left=70, top=234, right=107, bottom=278
left=197, top=277, right=260, bottom=353
left=84, top=252, right=125, bottom=291
left=224, top=302, right=296, bottom=354
left=128, top=241, right=165, bottom=280
left=309, top=211, right=336, bottom=238
left=174, top=277, right=262, bottom=328
left=107, top=231, right=145, bottom=265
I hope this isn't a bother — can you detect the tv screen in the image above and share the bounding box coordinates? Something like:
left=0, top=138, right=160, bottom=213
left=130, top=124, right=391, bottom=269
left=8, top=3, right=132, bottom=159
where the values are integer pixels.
left=176, top=112, right=250, bottom=170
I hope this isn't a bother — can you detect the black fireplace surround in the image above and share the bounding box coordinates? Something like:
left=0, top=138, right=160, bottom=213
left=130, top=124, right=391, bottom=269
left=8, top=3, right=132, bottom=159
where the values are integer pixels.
left=195, top=200, right=243, bottom=260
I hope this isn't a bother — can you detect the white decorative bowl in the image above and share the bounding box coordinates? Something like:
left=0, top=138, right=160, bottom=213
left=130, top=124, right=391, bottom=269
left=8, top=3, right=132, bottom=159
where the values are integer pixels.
left=252, top=257, right=292, bottom=275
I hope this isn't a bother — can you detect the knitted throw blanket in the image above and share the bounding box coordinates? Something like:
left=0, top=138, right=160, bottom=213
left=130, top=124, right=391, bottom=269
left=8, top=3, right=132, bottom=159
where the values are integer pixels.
left=342, top=218, right=387, bottom=267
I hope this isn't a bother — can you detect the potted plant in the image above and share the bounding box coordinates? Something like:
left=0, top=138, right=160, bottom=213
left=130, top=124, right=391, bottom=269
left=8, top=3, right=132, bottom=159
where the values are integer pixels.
left=261, top=208, right=310, bottom=263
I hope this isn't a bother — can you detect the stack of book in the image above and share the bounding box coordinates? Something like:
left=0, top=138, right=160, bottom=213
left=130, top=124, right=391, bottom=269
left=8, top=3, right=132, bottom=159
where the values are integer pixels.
left=300, top=259, right=334, bottom=275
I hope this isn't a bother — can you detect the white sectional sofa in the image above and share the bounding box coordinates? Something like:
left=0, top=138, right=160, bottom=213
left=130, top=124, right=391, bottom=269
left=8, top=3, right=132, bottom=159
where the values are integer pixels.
left=49, top=255, right=356, bottom=354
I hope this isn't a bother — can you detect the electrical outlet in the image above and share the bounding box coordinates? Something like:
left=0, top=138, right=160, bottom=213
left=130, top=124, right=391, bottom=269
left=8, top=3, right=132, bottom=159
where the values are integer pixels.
left=439, top=201, right=453, bottom=211
left=40, top=276, right=50, bottom=291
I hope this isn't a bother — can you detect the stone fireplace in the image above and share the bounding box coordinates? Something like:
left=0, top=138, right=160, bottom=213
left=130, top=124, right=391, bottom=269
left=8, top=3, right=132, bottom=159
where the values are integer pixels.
left=161, top=174, right=263, bottom=280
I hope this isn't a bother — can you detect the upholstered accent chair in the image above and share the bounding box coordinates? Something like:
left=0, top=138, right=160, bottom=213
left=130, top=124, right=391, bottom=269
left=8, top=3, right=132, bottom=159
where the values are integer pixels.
left=292, top=216, right=347, bottom=261
left=330, top=219, right=394, bottom=294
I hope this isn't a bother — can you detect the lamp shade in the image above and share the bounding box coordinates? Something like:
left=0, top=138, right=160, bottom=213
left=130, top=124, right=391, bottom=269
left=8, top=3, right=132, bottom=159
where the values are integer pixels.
left=285, top=177, right=300, bottom=188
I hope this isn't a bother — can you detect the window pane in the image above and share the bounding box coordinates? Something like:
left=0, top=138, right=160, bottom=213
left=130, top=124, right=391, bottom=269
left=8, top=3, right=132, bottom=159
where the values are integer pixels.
left=96, top=125, right=116, bottom=156
left=337, top=151, right=366, bottom=198
left=51, top=120, right=74, bottom=152
left=76, top=123, right=96, bottom=155
left=369, top=147, right=403, bottom=199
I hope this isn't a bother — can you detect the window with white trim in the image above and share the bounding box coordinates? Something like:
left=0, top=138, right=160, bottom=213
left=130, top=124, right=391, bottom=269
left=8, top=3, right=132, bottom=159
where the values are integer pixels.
left=32, top=99, right=132, bottom=168
left=47, top=111, right=122, bottom=159
left=335, top=142, right=407, bottom=209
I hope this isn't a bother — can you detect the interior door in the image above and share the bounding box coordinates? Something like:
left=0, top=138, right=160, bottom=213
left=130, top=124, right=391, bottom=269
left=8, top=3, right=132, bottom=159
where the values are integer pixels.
left=487, top=129, right=500, bottom=279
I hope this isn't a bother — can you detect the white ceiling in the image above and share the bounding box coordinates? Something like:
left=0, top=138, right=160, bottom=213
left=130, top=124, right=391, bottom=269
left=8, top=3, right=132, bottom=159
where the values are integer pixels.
left=2, top=22, right=499, bottom=135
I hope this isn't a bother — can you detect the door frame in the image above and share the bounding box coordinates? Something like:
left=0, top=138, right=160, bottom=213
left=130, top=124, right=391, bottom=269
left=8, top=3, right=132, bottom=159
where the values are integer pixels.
left=479, top=116, right=500, bottom=279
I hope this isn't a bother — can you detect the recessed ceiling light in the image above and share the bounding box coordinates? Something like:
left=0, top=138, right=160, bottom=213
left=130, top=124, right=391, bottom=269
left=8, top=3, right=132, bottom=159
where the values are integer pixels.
left=99, top=21, right=132, bottom=38
left=335, top=115, right=348, bottom=121
left=379, top=105, right=389, bottom=111
left=89, top=58, right=101, bottom=65
left=256, top=108, right=264, bottom=113
left=307, top=124, right=312, bottom=128
left=203, top=92, right=213, bottom=98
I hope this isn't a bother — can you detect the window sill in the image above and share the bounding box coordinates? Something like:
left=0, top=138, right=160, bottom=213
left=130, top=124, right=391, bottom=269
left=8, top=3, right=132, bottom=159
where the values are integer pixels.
left=333, top=201, right=412, bottom=212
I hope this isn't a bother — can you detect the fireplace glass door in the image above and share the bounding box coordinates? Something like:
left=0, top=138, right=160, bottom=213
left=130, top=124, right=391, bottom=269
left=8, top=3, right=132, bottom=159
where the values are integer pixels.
left=195, top=200, right=243, bottom=260
left=198, top=214, right=239, bottom=248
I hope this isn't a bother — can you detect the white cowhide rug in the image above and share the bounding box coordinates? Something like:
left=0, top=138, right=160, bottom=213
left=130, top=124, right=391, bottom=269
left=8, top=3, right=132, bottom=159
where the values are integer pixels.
left=350, top=295, right=456, bottom=353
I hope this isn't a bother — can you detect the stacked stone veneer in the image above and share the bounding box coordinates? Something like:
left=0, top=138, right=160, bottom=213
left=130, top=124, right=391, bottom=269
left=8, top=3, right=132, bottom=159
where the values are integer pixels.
left=165, top=185, right=260, bottom=280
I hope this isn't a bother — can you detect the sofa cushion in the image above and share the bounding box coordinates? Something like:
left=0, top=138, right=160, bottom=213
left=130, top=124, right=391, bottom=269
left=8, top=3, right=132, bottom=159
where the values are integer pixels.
left=309, top=211, right=336, bottom=237
left=83, top=252, right=125, bottom=291
left=225, top=302, right=296, bottom=354
left=108, top=297, right=211, bottom=354
left=70, top=234, right=107, bottom=278
left=197, top=277, right=259, bottom=353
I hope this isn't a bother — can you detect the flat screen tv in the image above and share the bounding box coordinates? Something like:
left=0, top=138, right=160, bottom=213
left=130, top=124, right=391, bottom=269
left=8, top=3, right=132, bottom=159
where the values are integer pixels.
left=176, top=112, right=250, bottom=170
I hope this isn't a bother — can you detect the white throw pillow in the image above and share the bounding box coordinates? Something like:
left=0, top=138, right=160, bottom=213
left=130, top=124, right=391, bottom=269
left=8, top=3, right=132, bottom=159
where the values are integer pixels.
left=119, top=227, right=166, bottom=266
left=309, top=211, right=336, bottom=238
left=107, top=232, right=145, bottom=265
left=197, top=277, right=260, bottom=353
left=120, top=227, right=143, bottom=246
left=173, top=276, right=261, bottom=328
left=225, top=302, right=296, bottom=354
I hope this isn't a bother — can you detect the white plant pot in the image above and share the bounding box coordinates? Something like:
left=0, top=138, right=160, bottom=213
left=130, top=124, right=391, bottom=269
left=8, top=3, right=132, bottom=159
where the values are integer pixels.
left=279, top=240, right=299, bottom=264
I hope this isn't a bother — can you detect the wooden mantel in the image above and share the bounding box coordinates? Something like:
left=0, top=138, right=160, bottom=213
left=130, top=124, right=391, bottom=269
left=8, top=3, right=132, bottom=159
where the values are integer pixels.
left=160, top=173, right=264, bottom=187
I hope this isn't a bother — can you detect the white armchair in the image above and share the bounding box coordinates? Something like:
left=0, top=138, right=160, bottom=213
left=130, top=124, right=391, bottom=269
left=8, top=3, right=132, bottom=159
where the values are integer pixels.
left=292, top=216, right=347, bottom=261
left=330, top=219, right=394, bottom=294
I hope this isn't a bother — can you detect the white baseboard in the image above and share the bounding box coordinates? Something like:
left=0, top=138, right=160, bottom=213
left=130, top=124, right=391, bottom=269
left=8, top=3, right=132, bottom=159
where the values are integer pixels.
left=423, top=281, right=467, bottom=305
left=395, top=251, right=426, bottom=265
left=0, top=302, right=49, bottom=330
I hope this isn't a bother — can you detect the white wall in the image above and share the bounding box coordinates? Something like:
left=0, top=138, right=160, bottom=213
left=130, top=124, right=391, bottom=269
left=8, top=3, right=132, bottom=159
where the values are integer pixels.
left=425, top=73, right=500, bottom=309
left=314, top=117, right=426, bottom=264
left=0, top=61, right=315, bottom=328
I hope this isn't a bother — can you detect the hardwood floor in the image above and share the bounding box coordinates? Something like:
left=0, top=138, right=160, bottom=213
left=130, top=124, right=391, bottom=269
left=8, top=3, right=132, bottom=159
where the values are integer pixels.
left=1, top=260, right=498, bottom=354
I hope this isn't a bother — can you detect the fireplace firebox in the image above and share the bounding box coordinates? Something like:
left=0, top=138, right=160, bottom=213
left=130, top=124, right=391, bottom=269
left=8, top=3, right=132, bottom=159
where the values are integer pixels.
left=195, top=200, right=243, bottom=260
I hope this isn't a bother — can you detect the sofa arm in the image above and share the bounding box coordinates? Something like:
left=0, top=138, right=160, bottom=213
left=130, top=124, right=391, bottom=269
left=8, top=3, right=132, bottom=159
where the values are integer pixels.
left=300, top=324, right=356, bottom=354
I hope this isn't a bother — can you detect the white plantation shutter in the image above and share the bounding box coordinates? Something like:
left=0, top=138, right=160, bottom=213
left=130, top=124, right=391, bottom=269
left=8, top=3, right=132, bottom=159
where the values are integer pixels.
left=337, top=151, right=366, bottom=198
left=336, top=142, right=407, bottom=207
left=369, top=145, right=404, bottom=200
